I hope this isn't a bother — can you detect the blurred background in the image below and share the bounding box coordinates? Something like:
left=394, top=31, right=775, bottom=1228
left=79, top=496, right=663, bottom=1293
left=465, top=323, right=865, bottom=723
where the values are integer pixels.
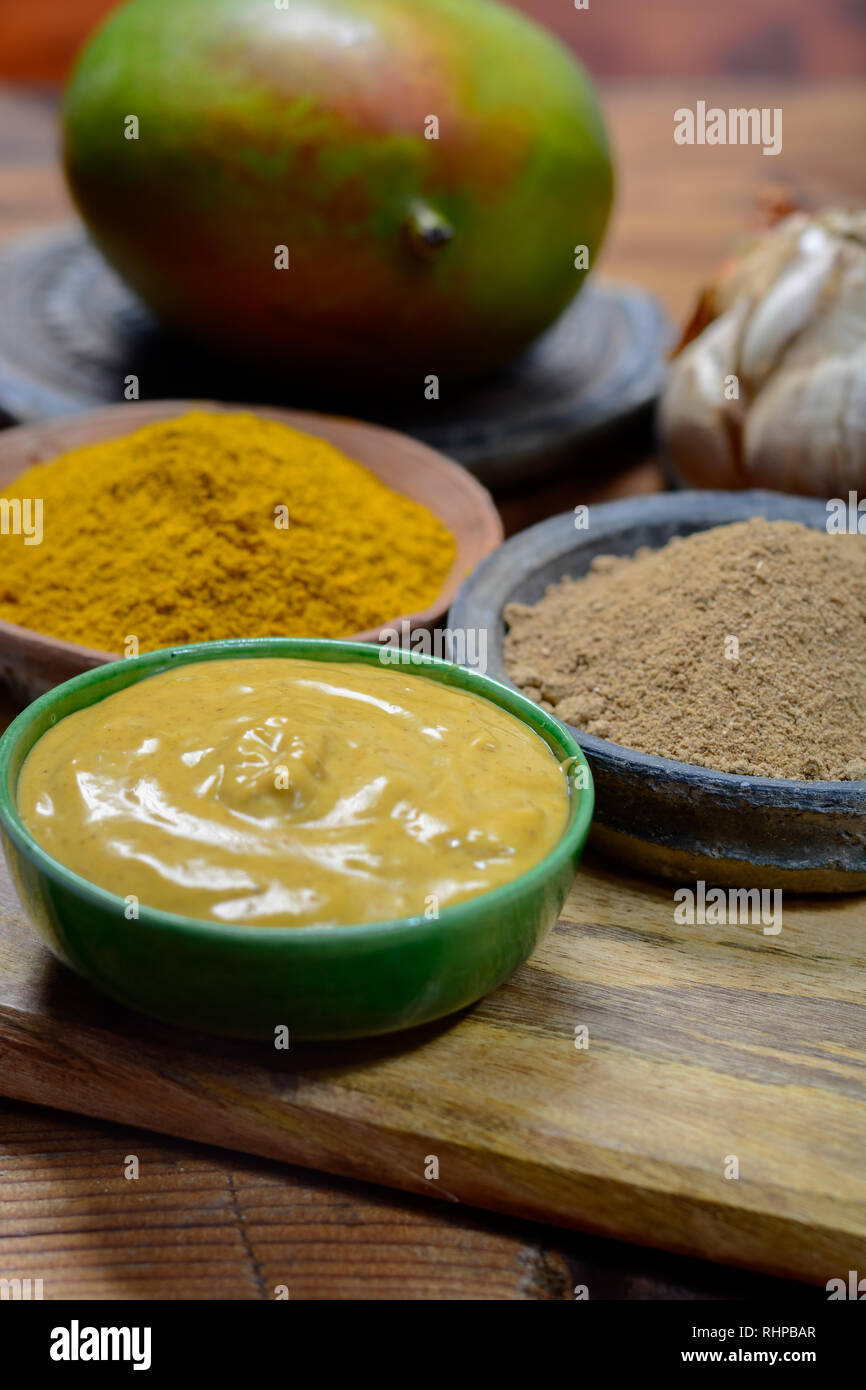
left=1, top=0, right=864, bottom=80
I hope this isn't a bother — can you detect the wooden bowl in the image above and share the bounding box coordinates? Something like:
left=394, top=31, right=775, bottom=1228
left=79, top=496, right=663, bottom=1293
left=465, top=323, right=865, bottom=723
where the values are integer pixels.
left=449, top=490, right=866, bottom=894
left=0, top=399, right=503, bottom=705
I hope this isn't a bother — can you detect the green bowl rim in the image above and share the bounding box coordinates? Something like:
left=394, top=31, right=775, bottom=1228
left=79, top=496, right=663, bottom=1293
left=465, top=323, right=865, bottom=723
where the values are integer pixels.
left=0, top=638, right=595, bottom=943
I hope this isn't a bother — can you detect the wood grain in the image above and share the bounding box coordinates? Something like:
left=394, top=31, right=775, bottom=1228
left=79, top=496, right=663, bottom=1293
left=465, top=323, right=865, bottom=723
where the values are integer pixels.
left=0, top=853, right=863, bottom=1287
left=1, top=1099, right=813, bottom=1301
left=0, top=1103, right=574, bottom=1300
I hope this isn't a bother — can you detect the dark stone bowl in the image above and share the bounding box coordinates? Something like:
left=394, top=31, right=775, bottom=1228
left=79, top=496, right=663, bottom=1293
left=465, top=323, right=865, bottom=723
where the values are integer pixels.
left=448, top=490, right=866, bottom=893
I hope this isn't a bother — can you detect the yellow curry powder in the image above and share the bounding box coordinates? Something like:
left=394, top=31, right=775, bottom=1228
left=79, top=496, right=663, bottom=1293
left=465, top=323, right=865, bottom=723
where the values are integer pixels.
left=0, top=412, right=457, bottom=652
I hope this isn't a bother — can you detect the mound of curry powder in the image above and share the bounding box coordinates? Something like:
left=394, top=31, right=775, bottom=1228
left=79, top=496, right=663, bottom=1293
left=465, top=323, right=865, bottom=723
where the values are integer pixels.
left=0, top=412, right=456, bottom=652
left=505, top=517, right=866, bottom=781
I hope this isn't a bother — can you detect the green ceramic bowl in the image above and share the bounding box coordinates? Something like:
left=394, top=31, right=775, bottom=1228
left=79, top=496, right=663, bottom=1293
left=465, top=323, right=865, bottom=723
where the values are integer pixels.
left=0, top=639, right=594, bottom=1041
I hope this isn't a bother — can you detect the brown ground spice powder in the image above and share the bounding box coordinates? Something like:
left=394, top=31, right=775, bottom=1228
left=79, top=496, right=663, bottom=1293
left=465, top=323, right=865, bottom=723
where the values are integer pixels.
left=504, top=518, right=866, bottom=781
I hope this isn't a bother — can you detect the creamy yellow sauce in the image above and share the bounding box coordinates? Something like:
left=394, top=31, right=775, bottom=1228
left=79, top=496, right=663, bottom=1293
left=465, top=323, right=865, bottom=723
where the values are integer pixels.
left=19, top=658, right=570, bottom=927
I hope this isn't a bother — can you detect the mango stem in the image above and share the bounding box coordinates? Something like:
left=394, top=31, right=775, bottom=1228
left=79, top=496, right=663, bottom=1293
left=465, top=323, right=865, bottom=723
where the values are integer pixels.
left=403, top=202, right=454, bottom=260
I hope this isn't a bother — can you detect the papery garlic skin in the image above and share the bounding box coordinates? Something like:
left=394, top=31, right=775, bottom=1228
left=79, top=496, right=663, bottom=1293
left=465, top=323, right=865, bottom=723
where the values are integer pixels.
left=660, top=210, right=866, bottom=496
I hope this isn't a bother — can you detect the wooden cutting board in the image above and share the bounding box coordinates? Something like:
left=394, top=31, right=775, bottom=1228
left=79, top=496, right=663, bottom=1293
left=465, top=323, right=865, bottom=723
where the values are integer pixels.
left=0, top=853, right=863, bottom=1286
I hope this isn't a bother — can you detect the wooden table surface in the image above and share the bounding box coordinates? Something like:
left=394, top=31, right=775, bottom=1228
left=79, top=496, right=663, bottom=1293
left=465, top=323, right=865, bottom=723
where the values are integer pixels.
left=1, top=79, right=864, bottom=1301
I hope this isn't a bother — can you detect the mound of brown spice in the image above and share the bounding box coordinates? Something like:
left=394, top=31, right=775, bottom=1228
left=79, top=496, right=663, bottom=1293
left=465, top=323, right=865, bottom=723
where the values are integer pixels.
left=504, top=517, right=866, bottom=781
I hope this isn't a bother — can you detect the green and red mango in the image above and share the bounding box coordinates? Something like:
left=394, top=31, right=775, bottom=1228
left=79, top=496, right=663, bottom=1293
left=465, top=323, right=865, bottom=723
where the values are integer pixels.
left=63, top=0, right=613, bottom=383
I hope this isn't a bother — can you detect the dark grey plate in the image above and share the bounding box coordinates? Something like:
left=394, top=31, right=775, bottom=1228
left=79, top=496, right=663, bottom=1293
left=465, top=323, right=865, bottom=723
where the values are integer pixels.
left=0, top=224, right=671, bottom=488
left=449, top=490, right=866, bottom=892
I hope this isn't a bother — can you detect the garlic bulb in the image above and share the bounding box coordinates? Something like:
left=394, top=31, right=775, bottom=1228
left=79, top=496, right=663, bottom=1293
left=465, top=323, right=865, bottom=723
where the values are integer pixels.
left=660, top=209, right=866, bottom=496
